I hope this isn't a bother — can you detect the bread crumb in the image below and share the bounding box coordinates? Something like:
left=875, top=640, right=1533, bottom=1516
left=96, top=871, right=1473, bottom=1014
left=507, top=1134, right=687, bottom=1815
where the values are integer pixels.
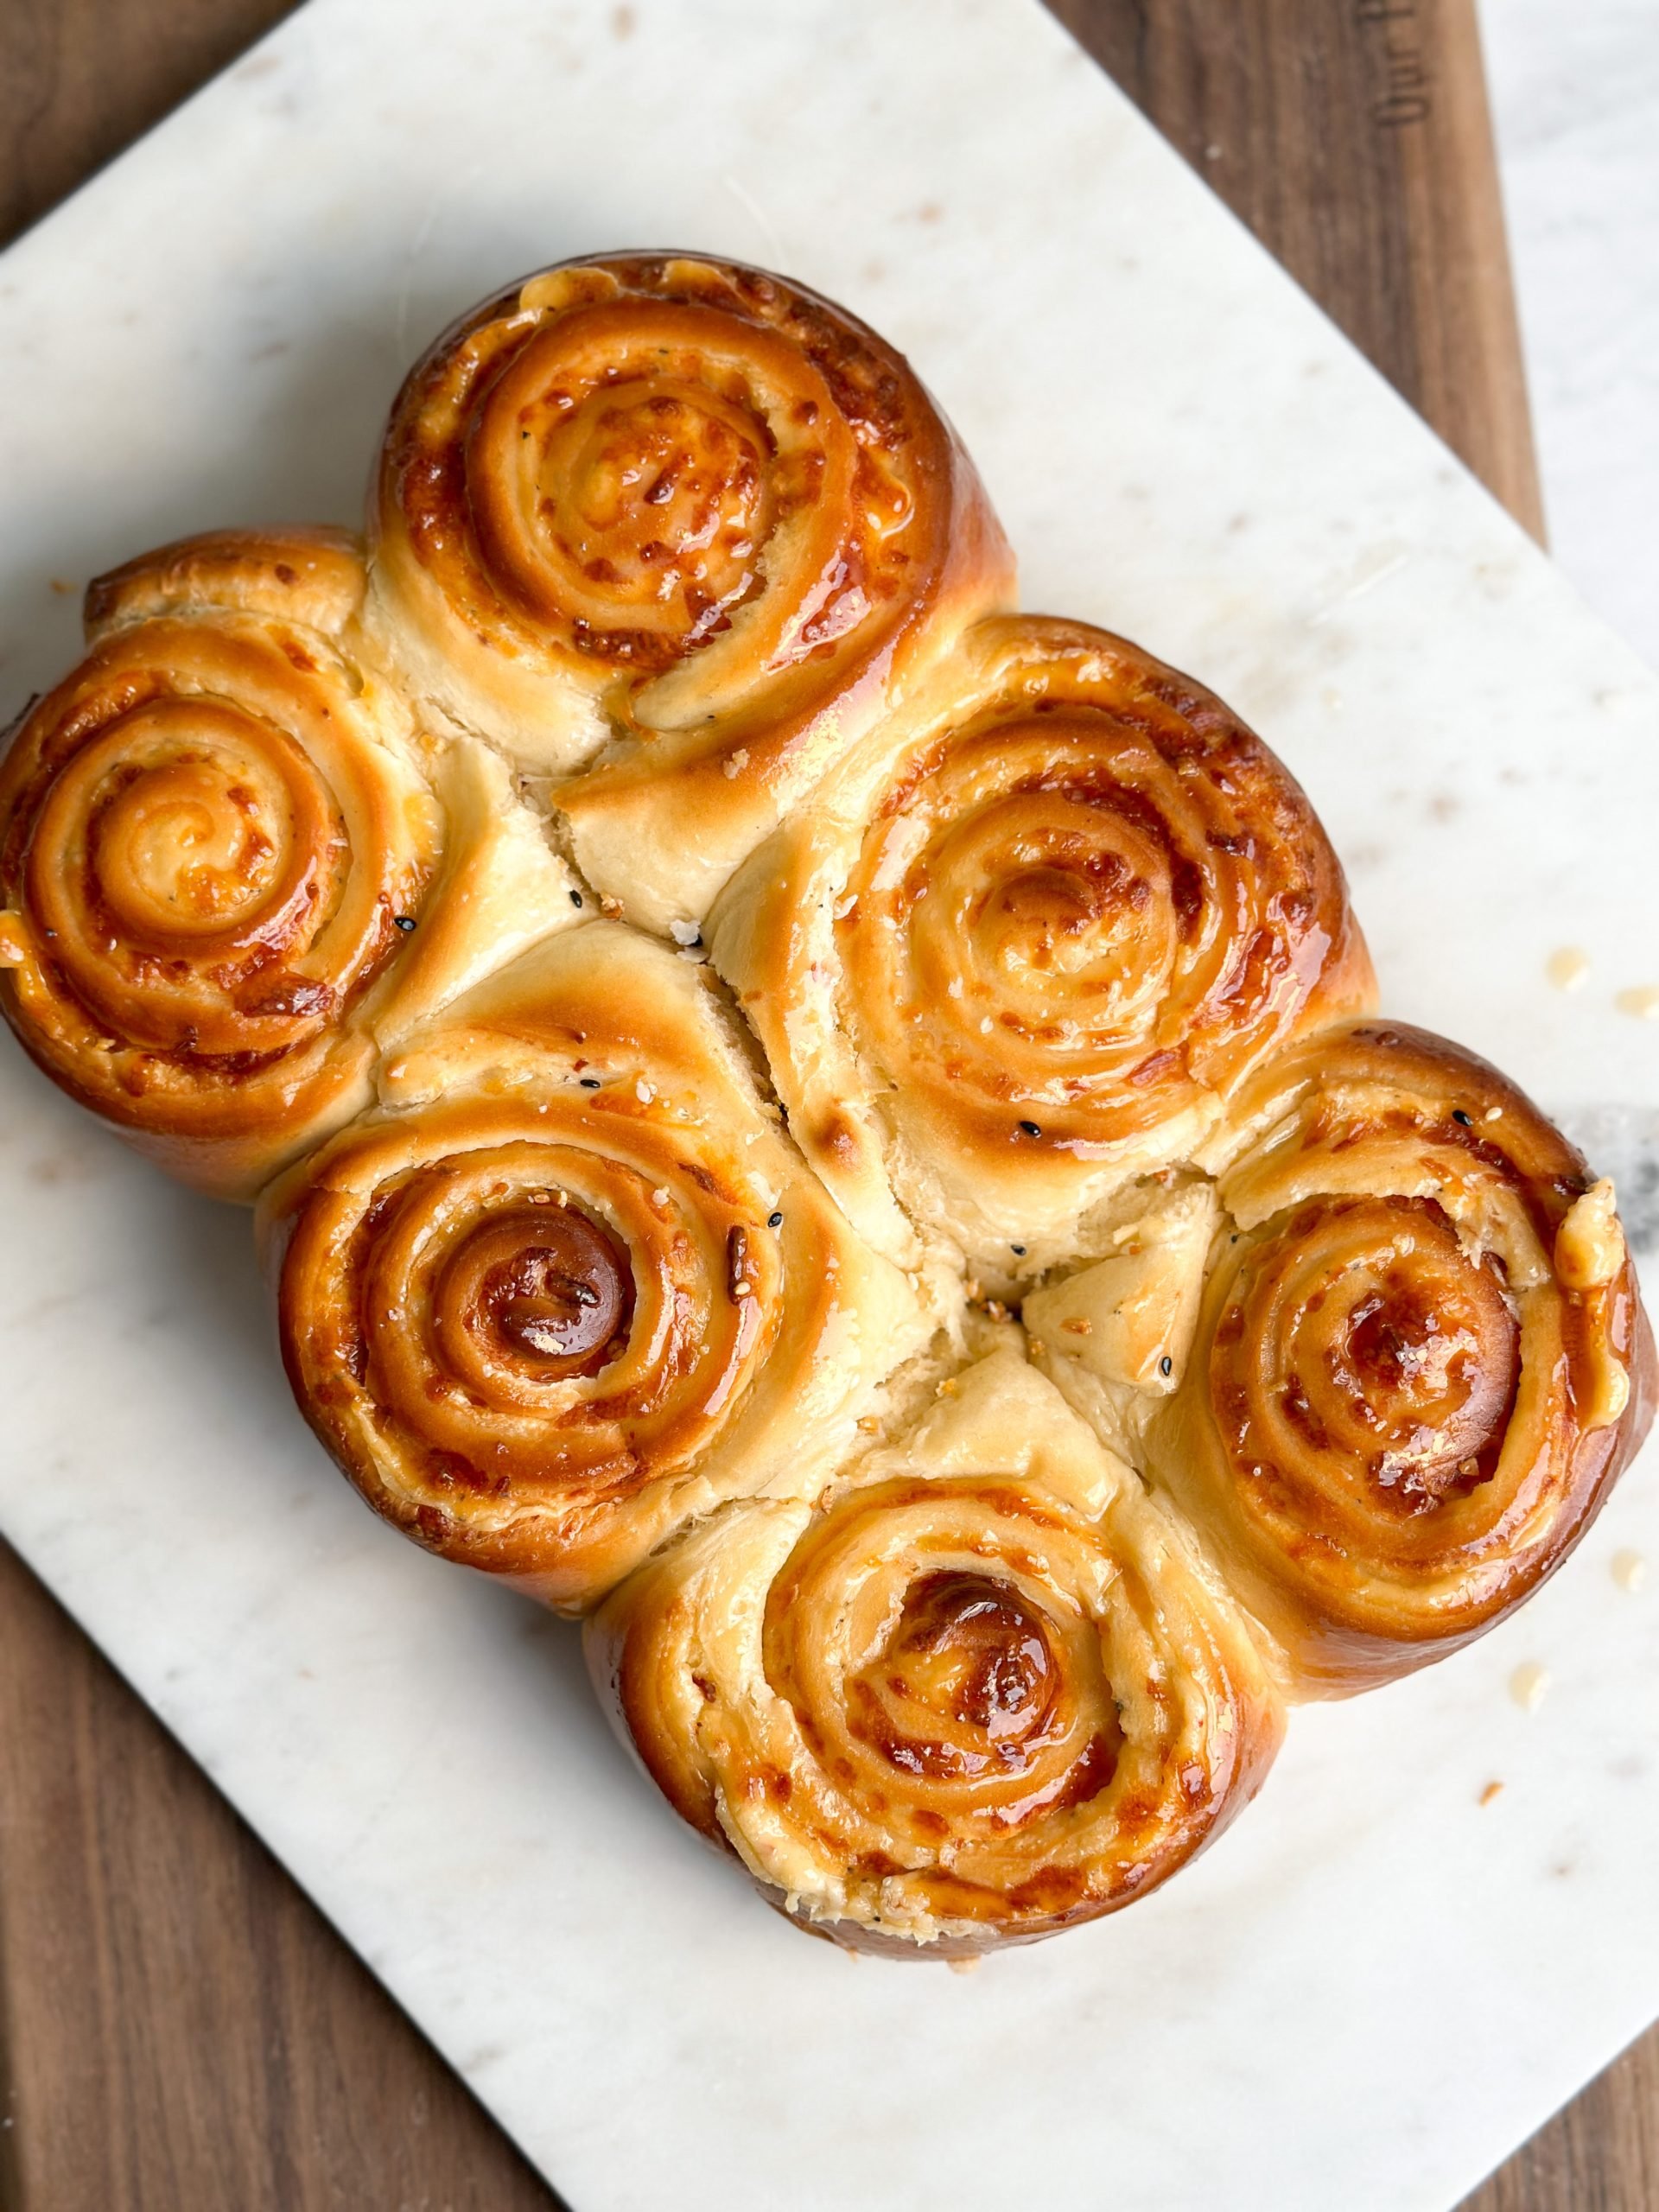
left=1478, top=1780, right=1504, bottom=1808
left=1554, top=1179, right=1624, bottom=1290
left=1611, top=1549, right=1647, bottom=1592
left=1509, top=1662, right=1550, bottom=1713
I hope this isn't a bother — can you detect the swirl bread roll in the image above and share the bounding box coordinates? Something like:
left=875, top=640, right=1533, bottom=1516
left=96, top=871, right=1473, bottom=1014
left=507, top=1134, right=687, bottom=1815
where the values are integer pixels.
left=588, top=1344, right=1283, bottom=1955
left=1148, top=1020, right=1656, bottom=1695
left=0, top=529, right=576, bottom=1199
left=709, top=614, right=1374, bottom=1281
left=263, top=920, right=931, bottom=1612
left=367, top=253, right=1015, bottom=933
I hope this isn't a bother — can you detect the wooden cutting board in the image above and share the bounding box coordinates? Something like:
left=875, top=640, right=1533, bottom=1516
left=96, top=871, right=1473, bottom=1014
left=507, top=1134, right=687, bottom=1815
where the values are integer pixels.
left=0, top=5, right=1642, bottom=2209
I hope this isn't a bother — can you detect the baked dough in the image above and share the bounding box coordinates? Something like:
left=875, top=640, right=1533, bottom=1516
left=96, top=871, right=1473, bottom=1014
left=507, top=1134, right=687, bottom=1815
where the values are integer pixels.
left=366, top=252, right=1015, bottom=933
left=1146, top=1020, right=1656, bottom=1693
left=3, top=260, right=1650, bottom=1956
left=263, top=921, right=932, bottom=1611
left=709, top=613, right=1375, bottom=1280
left=0, top=528, right=574, bottom=1198
left=588, top=1344, right=1283, bottom=1953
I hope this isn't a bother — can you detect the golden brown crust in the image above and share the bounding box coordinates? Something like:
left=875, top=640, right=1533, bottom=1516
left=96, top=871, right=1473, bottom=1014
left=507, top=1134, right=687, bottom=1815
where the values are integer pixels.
left=0, top=531, right=575, bottom=1200
left=1149, top=1020, right=1656, bottom=1694
left=84, top=524, right=367, bottom=642
left=0, top=534, right=438, bottom=1197
left=709, top=613, right=1376, bottom=1279
left=262, top=923, right=929, bottom=1612
left=2, top=261, right=1649, bottom=1961
left=366, top=252, right=1015, bottom=931
left=588, top=1350, right=1284, bottom=1953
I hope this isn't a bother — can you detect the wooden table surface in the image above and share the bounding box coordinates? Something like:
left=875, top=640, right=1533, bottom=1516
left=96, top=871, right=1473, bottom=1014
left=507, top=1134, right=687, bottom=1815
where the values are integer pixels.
left=0, top=3, right=1650, bottom=2206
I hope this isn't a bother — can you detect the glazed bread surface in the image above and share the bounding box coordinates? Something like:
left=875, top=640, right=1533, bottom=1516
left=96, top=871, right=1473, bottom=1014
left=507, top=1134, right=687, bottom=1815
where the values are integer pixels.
left=367, top=252, right=1016, bottom=933
left=709, top=613, right=1375, bottom=1281
left=0, top=527, right=575, bottom=1199
left=3, top=256, right=1650, bottom=1958
left=588, top=1344, right=1284, bottom=1954
left=262, top=921, right=932, bottom=1612
left=1128, top=1021, right=1655, bottom=1694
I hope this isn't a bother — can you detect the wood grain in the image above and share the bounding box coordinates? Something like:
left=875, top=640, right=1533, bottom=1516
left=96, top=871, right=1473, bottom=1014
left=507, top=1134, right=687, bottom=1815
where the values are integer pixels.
left=1050, top=0, right=1545, bottom=538
left=0, top=1544, right=565, bottom=2211
left=0, top=2, right=1643, bottom=2208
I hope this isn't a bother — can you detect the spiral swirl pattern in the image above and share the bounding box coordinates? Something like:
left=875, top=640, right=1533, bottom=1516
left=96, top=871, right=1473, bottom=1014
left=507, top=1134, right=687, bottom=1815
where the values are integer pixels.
left=711, top=615, right=1374, bottom=1272
left=268, top=923, right=925, bottom=1611
left=590, top=1351, right=1282, bottom=1952
left=5, top=261, right=1651, bottom=1957
left=0, top=535, right=442, bottom=1196
left=369, top=253, right=1014, bottom=931
left=1152, top=1021, right=1653, bottom=1689
left=375, top=253, right=1004, bottom=735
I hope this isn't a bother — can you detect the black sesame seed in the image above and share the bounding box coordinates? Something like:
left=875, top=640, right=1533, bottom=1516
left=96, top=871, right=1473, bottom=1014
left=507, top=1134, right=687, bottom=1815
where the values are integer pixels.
left=767, top=1211, right=784, bottom=1229
left=1452, top=1109, right=1472, bottom=1127
left=580, top=1077, right=601, bottom=1090
left=392, top=915, right=416, bottom=932
left=1018, top=1119, right=1042, bottom=1138
left=1010, top=1244, right=1027, bottom=1257
left=1160, top=1356, right=1173, bottom=1377
left=570, top=889, right=584, bottom=907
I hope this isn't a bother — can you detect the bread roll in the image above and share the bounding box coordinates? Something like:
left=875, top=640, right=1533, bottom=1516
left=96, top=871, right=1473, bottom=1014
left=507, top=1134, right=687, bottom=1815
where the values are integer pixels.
left=264, top=921, right=931, bottom=1611
left=1147, top=1020, right=1656, bottom=1693
left=366, top=252, right=1014, bottom=932
left=588, top=1345, right=1283, bottom=1954
left=0, top=528, right=574, bottom=1198
left=709, top=614, right=1374, bottom=1280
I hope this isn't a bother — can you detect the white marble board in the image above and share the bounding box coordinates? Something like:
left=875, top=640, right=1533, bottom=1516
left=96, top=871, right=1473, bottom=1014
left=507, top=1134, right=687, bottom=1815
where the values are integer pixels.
left=2, top=3, right=1657, bottom=2209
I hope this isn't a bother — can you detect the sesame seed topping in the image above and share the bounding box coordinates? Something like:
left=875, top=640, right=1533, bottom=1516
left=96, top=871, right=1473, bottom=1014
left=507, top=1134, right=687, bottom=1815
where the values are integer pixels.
left=393, top=915, right=416, bottom=932
left=1018, top=1119, right=1041, bottom=1138
left=1160, top=1355, right=1173, bottom=1376
left=1010, top=1244, right=1026, bottom=1256
left=767, top=1211, right=784, bottom=1229
left=1452, top=1109, right=1472, bottom=1127
left=580, top=1077, right=601, bottom=1089
left=726, top=1225, right=753, bottom=1300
